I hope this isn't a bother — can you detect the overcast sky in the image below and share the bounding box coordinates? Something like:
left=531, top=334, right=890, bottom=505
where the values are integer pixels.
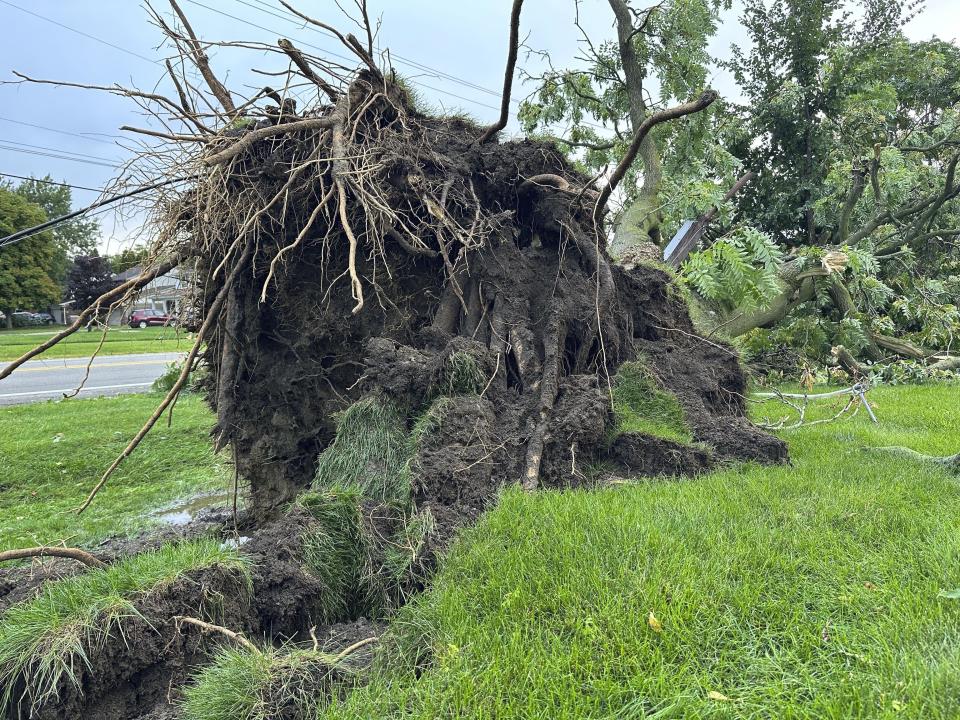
left=0, top=0, right=957, bottom=253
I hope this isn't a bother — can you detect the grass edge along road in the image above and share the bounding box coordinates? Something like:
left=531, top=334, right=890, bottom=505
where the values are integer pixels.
left=318, top=383, right=960, bottom=719
left=0, top=393, right=227, bottom=552
left=0, top=326, right=189, bottom=362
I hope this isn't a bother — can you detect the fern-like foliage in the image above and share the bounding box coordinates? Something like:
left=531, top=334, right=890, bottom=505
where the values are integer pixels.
left=681, top=227, right=784, bottom=312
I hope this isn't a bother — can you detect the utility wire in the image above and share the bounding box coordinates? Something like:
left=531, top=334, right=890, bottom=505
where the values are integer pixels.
left=0, top=143, right=118, bottom=169
left=0, top=172, right=102, bottom=193
left=0, top=116, right=122, bottom=145
left=0, top=0, right=158, bottom=64
left=0, top=176, right=195, bottom=249
left=1, top=140, right=119, bottom=165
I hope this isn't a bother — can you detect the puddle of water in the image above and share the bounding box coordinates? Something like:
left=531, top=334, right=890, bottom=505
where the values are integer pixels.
left=153, top=491, right=234, bottom=526
left=220, top=536, right=251, bottom=550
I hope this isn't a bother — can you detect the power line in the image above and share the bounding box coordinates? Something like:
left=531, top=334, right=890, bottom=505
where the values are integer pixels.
left=0, top=176, right=194, bottom=250
left=0, top=116, right=121, bottom=146
left=0, top=143, right=119, bottom=169
left=0, top=172, right=102, bottom=193
left=0, top=0, right=158, bottom=64
left=1, top=140, right=119, bottom=165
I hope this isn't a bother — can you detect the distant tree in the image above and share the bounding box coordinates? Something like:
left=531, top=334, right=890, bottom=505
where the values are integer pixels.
left=108, top=245, right=150, bottom=274
left=0, top=187, right=60, bottom=327
left=13, top=177, right=99, bottom=282
left=66, top=255, right=120, bottom=313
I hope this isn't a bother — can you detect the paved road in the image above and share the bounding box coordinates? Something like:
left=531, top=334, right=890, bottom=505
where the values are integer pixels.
left=0, top=353, right=184, bottom=406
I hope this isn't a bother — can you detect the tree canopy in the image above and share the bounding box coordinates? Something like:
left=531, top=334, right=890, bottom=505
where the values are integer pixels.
left=0, top=187, right=60, bottom=326
left=521, top=0, right=959, bottom=378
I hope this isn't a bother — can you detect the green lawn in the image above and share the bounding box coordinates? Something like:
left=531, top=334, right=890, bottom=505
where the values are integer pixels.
left=0, top=393, right=227, bottom=552
left=0, top=326, right=189, bottom=362
left=322, top=384, right=960, bottom=719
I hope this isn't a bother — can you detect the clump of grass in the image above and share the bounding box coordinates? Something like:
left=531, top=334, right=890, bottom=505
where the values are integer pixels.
left=302, top=396, right=450, bottom=622
left=297, top=488, right=366, bottom=622
left=379, top=506, right=436, bottom=597
left=434, top=351, right=485, bottom=397
left=0, top=538, right=249, bottom=715
left=298, top=488, right=433, bottom=621
left=182, top=645, right=351, bottom=720
left=610, top=361, right=692, bottom=443
left=313, top=397, right=410, bottom=502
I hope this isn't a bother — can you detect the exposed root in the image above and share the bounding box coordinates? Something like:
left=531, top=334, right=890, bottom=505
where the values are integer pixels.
left=173, top=616, right=260, bottom=653
left=522, top=312, right=562, bottom=491
left=0, top=546, right=105, bottom=568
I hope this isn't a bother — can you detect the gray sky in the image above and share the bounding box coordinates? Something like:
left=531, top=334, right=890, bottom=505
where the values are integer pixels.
left=0, top=0, right=956, bottom=253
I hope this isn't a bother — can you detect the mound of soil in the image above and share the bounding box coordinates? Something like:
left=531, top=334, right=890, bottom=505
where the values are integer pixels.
left=199, top=110, right=786, bottom=520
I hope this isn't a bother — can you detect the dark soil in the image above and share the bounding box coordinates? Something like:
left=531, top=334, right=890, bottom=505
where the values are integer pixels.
left=1, top=510, right=386, bottom=720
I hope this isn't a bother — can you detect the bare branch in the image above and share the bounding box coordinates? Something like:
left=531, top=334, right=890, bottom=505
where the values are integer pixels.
left=278, top=38, right=340, bottom=101
left=167, top=0, right=237, bottom=114
left=478, top=0, right=524, bottom=145
left=593, top=90, right=718, bottom=219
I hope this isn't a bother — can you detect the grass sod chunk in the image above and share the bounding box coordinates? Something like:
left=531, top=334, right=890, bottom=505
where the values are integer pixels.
left=298, top=488, right=367, bottom=623
left=182, top=644, right=356, bottom=720
left=610, top=360, right=692, bottom=443
left=0, top=538, right=250, bottom=715
left=435, top=351, right=485, bottom=397
left=298, top=490, right=432, bottom=621
left=312, top=398, right=411, bottom=502
left=316, top=383, right=960, bottom=719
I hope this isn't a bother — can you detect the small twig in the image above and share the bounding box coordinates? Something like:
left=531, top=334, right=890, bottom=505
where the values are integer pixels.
left=174, top=616, right=259, bottom=653
left=650, top=324, right=739, bottom=357
left=330, top=636, right=378, bottom=665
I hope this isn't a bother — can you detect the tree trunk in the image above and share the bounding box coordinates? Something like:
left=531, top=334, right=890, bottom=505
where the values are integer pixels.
left=608, top=0, right=664, bottom=250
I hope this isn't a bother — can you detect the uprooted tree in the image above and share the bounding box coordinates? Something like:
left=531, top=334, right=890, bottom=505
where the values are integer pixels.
left=1, top=0, right=786, bottom=530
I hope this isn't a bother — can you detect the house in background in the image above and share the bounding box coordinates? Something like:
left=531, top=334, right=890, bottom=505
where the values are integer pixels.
left=103, top=265, right=194, bottom=325
left=57, top=266, right=194, bottom=327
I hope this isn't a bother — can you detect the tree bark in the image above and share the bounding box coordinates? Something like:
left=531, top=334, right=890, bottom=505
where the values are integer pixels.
left=609, top=0, right=663, bottom=249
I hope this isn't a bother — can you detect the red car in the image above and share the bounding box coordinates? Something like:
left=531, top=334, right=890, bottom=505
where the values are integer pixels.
left=128, top=309, right=176, bottom=328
